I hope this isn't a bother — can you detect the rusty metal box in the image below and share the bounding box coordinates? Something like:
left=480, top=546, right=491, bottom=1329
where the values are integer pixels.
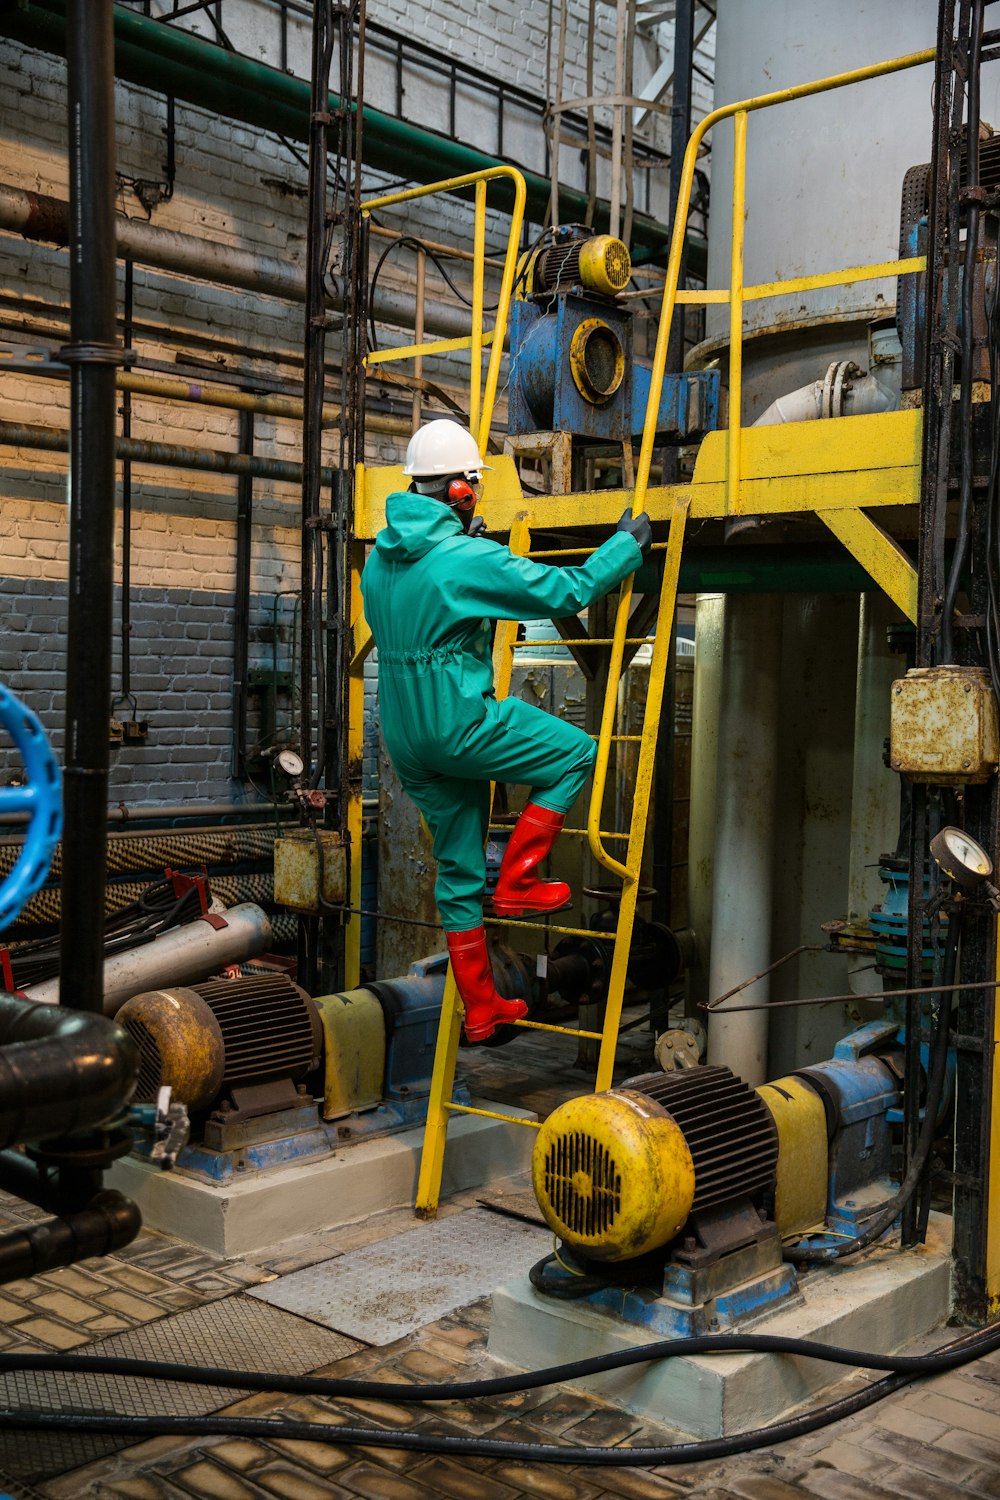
left=890, top=665, right=999, bottom=784
left=273, top=829, right=347, bottom=913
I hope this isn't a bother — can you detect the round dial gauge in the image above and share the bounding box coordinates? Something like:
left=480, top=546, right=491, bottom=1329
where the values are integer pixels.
left=276, top=749, right=304, bottom=778
left=929, top=826, right=993, bottom=890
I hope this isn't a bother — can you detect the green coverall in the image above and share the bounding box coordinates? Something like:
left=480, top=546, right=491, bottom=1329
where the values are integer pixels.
left=360, top=493, right=643, bottom=931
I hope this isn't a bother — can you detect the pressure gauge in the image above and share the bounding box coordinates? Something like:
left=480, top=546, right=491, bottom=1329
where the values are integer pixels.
left=276, top=749, right=304, bottom=779
left=929, top=826, right=994, bottom=891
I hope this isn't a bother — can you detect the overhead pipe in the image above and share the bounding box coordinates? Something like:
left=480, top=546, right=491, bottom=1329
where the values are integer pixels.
left=0, top=417, right=334, bottom=486
left=0, top=0, right=706, bottom=273
left=58, top=0, right=120, bottom=1016
left=0, top=181, right=473, bottom=341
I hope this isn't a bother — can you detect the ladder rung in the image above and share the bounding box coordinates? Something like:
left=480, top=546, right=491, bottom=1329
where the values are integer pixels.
left=512, top=637, right=654, bottom=647
left=484, top=916, right=635, bottom=939
left=443, top=1102, right=542, bottom=1128
left=514, top=1019, right=604, bottom=1039
left=526, top=547, right=599, bottom=558
left=587, top=733, right=642, bottom=742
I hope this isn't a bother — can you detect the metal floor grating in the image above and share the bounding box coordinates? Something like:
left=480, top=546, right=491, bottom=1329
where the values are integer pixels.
left=250, top=1206, right=550, bottom=1345
left=0, top=1292, right=362, bottom=1485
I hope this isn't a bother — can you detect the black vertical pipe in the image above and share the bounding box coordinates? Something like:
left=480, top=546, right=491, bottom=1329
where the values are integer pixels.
left=119, top=260, right=133, bottom=707
left=59, top=0, right=122, bottom=1013
left=232, top=410, right=255, bottom=778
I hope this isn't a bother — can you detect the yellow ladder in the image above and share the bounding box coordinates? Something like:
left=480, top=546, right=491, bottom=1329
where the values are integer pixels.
left=414, top=495, right=690, bottom=1215
left=413, top=44, right=937, bottom=1216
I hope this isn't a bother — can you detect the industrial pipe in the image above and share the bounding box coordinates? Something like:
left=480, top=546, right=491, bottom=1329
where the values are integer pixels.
left=0, top=182, right=473, bottom=340
left=24, top=902, right=274, bottom=1014
left=0, top=992, right=137, bottom=1146
left=706, top=596, right=782, bottom=1085
left=0, top=0, right=705, bottom=273
left=0, top=345, right=411, bottom=437
left=58, top=0, right=119, bottom=1015
left=0, top=1185, right=140, bottom=1280
left=0, top=418, right=332, bottom=487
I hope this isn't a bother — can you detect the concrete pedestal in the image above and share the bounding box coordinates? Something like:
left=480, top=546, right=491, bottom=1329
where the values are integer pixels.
left=488, top=1215, right=953, bottom=1437
left=109, top=1100, right=536, bottom=1257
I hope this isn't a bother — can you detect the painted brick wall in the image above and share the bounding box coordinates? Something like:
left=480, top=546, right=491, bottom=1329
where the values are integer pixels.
left=0, top=2, right=712, bottom=812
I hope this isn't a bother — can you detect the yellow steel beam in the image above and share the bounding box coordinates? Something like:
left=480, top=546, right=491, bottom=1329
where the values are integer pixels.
left=357, top=410, right=922, bottom=539
left=365, top=330, right=495, bottom=366
left=818, top=508, right=918, bottom=623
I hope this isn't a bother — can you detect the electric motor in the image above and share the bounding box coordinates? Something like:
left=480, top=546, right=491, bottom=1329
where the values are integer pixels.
left=532, top=1065, right=778, bottom=1262
left=531, top=234, right=631, bottom=298
left=118, top=973, right=322, bottom=1111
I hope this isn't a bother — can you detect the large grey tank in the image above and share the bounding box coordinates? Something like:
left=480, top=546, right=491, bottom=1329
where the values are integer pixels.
left=700, top=0, right=938, bottom=420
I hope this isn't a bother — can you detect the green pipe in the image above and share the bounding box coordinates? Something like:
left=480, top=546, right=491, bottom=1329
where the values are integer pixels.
left=0, top=0, right=705, bottom=274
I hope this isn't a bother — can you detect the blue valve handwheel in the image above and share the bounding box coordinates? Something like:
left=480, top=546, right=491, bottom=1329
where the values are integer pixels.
left=0, top=684, right=62, bottom=932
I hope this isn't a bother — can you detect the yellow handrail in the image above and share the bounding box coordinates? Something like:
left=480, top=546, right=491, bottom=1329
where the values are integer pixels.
left=586, top=44, right=936, bottom=878
left=361, top=166, right=527, bottom=458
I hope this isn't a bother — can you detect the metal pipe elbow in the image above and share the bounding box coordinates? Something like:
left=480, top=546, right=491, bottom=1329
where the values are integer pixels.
left=0, top=996, right=138, bottom=1148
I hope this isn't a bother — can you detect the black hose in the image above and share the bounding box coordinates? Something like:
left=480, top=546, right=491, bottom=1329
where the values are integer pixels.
left=2, top=1322, right=1000, bottom=1466
left=529, top=1251, right=614, bottom=1299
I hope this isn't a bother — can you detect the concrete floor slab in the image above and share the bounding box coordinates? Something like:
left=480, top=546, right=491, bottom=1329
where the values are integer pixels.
left=488, top=1214, right=953, bottom=1437
left=109, top=1100, right=537, bottom=1257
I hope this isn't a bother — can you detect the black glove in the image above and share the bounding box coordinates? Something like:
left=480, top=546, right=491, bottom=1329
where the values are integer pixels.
left=617, top=507, right=652, bottom=558
left=467, top=515, right=488, bottom=539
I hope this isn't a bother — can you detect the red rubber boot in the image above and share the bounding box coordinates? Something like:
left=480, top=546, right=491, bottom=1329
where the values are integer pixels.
left=492, top=803, right=570, bottom=917
left=447, top=927, right=528, bottom=1043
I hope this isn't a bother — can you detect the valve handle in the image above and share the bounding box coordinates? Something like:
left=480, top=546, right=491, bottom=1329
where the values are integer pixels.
left=0, top=684, right=62, bottom=932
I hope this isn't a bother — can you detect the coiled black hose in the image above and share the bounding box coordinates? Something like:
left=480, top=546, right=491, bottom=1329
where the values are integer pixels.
left=1, top=1322, right=1000, bottom=1465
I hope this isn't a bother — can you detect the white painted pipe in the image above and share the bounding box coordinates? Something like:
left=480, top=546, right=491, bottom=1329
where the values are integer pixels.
left=25, top=903, right=273, bottom=1015
left=706, top=595, right=782, bottom=1084
left=754, top=354, right=900, bottom=428
left=686, top=593, right=725, bottom=1013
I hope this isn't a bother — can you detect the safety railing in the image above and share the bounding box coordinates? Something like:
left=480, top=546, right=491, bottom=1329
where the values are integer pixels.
left=415, top=49, right=936, bottom=1216
left=588, top=46, right=935, bottom=882
left=361, top=167, right=527, bottom=449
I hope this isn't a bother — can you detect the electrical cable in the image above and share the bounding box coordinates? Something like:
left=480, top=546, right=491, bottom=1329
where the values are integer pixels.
left=784, top=905, right=960, bottom=1266
left=368, top=234, right=501, bottom=353
left=2, top=1322, right=1000, bottom=1465
left=6, top=877, right=207, bottom=988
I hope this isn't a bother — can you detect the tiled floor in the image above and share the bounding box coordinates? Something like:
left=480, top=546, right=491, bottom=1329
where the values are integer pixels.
left=0, top=1020, right=997, bottom=1498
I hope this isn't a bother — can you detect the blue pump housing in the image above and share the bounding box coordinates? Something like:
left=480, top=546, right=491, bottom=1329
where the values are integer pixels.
left=508, top=295, right=718, bottom=444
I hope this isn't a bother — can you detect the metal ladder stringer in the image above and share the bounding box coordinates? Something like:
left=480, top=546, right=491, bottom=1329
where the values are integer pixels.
left=414, top=497, right=691, bottom=1218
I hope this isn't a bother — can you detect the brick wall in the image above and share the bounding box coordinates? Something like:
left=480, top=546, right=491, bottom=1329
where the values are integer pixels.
left=0, top=2, right=712, bottom=812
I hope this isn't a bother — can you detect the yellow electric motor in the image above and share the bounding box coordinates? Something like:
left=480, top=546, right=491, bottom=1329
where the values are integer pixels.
left=533, top=1066, right=780, bottom=1262
left=518, top=233, right=632, bottom=300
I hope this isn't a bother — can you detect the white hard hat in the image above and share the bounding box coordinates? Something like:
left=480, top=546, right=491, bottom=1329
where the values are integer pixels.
left=402, top=419, right=492, bottom=477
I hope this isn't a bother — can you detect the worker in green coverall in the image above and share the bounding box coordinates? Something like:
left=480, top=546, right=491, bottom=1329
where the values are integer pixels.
left=361, top=419, right=651, bottom=1042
